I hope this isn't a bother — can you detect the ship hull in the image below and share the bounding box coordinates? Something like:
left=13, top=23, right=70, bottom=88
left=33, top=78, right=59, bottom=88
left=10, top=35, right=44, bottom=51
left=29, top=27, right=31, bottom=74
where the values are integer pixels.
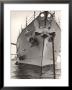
left=16, top=12, right=61, bottom=66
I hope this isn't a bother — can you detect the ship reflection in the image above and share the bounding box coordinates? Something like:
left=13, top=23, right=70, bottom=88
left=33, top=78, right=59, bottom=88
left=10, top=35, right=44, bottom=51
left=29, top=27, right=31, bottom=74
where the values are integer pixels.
left=11, top=60, right=60, bottom=79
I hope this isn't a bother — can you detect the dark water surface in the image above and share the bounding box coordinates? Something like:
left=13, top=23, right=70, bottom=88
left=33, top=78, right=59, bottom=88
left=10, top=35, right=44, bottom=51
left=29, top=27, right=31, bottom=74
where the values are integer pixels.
left=11, top=60, right=61, bottom=79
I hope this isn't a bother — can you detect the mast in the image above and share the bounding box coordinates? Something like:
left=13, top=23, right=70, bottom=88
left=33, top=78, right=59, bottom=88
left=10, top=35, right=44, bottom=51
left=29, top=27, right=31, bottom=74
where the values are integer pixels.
left=34, top=11, right=35, bottom=19
left=26, top=17, right=27, bottom=27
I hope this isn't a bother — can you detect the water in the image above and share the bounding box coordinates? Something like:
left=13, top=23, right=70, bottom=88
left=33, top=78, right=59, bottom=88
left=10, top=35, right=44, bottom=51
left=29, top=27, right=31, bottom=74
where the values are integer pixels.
left=11, top=59, right=61, bottom=79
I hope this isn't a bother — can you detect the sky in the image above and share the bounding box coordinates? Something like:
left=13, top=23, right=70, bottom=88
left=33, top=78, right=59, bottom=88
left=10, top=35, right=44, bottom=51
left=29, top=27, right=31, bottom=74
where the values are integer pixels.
left=10, top=11, right=61, bottom=59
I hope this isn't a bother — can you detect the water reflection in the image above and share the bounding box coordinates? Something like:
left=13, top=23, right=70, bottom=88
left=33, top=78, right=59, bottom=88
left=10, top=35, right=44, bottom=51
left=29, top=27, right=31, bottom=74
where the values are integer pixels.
left=11, top=60, right=60, bottom=79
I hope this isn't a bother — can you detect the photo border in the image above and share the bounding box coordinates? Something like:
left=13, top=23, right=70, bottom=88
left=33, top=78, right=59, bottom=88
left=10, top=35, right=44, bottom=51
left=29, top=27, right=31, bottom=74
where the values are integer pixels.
left=0, top=0, right=71, bottom=89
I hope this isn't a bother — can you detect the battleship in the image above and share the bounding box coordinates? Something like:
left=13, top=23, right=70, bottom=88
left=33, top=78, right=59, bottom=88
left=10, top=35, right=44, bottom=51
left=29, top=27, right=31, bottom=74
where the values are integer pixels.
left=11, top=11, right=61, bottom=79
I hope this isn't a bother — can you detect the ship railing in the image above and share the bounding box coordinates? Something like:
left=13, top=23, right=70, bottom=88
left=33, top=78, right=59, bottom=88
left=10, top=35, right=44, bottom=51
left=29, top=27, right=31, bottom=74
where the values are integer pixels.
left=20, top=12, right=40, bottom=33
left=27, top=12, right=40, bottom=27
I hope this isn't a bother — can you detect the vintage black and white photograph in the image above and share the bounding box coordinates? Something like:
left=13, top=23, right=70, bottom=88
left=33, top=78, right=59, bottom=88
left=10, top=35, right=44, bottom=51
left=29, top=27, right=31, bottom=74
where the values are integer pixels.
left=10, top=10, right=61, bottom=79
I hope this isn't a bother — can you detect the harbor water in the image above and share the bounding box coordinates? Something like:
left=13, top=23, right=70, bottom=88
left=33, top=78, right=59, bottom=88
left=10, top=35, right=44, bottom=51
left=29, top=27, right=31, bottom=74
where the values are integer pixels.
left=11, top=58, right=61, bottom=79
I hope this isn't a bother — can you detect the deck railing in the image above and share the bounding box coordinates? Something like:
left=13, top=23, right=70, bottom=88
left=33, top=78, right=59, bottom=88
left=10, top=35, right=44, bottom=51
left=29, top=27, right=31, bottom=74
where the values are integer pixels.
left=26, top=11, right=40, bottom=27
